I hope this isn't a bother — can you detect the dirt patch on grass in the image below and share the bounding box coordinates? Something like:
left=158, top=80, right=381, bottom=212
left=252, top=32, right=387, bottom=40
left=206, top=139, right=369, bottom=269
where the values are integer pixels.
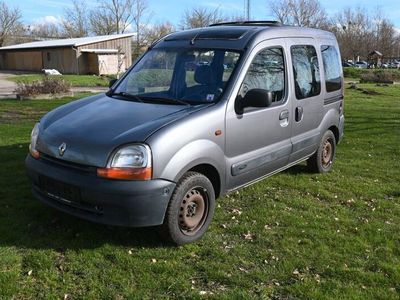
left=347, top=83, right=382, bottom=95
left=0, top=109, right=46, bottom=124
left=361, top=89, right=382, bottom=95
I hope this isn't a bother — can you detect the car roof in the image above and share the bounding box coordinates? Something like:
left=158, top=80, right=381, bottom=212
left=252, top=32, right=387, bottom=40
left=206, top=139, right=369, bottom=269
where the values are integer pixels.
left=153, top=23, right=336, bottom=51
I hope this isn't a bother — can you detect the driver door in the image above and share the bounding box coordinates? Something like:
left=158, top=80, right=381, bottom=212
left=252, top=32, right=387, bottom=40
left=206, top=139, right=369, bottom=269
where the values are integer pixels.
left=225, top=39, right=292, bottom=190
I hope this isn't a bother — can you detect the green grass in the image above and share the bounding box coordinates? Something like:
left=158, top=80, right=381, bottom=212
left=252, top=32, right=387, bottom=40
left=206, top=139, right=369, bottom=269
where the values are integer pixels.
left=0, top=84, right=399, bottom=298
left=8, top=75, right=116, bottom=87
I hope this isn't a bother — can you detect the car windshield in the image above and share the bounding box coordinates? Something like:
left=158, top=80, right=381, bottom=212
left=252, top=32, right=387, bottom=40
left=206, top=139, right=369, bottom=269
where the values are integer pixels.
left=112, top=48, right=241, bottom=105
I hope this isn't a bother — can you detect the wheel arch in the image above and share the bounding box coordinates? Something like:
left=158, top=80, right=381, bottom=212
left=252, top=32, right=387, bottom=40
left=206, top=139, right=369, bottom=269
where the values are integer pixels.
left=188, top=164, right=221, bottom=198
left=328, top=125, right=339, bottom=145
left=157, top=139, right=226, bottom=199
left=320, top=107, right=341, bottom=145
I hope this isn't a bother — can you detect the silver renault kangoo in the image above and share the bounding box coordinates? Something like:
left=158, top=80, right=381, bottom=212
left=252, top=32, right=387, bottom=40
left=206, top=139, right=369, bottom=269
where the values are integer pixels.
left=26, top=21, right=344, bottom=245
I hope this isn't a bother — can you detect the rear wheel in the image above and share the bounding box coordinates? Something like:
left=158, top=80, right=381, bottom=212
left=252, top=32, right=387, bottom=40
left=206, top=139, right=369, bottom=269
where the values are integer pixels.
left=160, top=172, right=215, bottom=245
left=307, top=130, right=336, bottom=173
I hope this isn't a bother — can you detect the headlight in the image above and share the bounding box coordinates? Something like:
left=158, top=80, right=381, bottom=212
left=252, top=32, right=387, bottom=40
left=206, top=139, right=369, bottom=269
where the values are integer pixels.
left=29, top=122, right=40, bottom=159
left=110, top=145, right=150, bottom=168
left=97, top=144, right=152, bottom=180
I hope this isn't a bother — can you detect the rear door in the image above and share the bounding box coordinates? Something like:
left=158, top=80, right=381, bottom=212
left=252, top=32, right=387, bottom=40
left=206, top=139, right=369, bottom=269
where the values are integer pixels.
left=286, top=38, right=324, bottom=163
left=225, top=39, right=292, bottom=190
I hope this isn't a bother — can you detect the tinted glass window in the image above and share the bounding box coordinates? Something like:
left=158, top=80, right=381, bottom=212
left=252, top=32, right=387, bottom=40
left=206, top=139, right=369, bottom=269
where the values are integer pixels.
left=291, top=45, right=320, bottom=99
left=114, top=48, right=241, bottom=104
left=321, top=45, right=342, bottom=92
left=185, top=51, right=240, bottom=88
left=239, top=47, right=285, bottom=105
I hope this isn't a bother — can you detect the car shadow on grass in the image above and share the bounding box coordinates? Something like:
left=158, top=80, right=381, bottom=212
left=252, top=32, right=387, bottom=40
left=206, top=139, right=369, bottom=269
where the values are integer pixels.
left=0, top=144, right=171, bottom=250
left=284, top=163, right=312, bottom=175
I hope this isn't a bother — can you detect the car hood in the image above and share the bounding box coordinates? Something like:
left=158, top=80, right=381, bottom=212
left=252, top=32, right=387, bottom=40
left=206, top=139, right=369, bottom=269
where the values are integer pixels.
left=38, top=93, right=205, bottom=167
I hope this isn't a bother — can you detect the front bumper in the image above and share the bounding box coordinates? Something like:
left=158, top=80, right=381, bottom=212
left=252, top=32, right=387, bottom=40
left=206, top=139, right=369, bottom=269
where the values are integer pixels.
left=25, top=154, right=176, bottom=227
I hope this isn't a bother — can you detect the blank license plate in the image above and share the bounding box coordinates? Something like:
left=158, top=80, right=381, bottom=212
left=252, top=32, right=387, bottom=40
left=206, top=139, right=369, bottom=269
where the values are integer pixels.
left=39, top=176, right=81, bottom=204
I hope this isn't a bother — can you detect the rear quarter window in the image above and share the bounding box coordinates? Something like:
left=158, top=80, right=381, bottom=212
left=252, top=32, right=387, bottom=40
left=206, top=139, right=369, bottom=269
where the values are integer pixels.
left=321, top=45, right=342, bottom=92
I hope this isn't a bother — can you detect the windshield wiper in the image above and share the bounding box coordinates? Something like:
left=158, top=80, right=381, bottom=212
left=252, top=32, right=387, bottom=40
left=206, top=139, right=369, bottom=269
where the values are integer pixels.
left=139, top=96, right=189, bottom=106
left=110, top=92, right=143, bottom=102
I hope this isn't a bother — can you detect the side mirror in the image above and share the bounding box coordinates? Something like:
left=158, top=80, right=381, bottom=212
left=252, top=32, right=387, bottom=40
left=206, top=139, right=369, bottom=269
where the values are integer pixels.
left=236, top=89, right=273, bottom=114
left=109, top=79, right=118, bottom=88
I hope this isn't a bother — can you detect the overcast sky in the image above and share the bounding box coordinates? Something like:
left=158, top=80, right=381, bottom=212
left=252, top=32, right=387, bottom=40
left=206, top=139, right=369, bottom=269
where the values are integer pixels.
left=11, top=0, right=400, bottom=29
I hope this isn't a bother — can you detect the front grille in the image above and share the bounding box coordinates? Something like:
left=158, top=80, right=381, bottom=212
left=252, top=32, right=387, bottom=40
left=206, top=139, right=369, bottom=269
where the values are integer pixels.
left=37, top=175, right=103, bottom=215
left=34, top=154, right=105, bottom=216
left=40, top=153, right=96, bottom=174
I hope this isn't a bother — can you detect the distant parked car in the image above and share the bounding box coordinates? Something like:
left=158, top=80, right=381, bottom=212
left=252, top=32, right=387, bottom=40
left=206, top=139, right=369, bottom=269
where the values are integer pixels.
left=342, top=61, right=354, bottom=67
left=389, top=61, right=400, bottom=68
left=185, top=61, right=197, bottom=71
left=380, top=63, right=389, bottom=69
left=197, top=61, right=210, bottom=66
left=354, top=61, right=368, bottom=69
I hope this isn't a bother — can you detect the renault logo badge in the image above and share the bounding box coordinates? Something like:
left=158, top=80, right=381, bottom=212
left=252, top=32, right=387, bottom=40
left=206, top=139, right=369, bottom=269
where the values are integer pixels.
left=58, top=142, right=67, bottom=156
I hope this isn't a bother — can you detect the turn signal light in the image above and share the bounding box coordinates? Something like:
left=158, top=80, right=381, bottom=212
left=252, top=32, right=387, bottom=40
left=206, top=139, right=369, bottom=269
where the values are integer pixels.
left=97, top=167, right=152, bottom=180
left=30, top=148, right=40, bottom=159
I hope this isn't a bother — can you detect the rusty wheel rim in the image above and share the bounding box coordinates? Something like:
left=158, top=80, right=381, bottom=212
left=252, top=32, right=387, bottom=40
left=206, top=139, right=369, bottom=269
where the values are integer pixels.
left=179, top=187, right=208, bottom=236
left=321, top=138, right=333, bottom=168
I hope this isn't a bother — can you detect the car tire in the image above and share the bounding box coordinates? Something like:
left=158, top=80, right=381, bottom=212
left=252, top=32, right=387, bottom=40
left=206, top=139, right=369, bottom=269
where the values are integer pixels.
left=307, top=130, right=336, bottom=173
left=159, top=171, right=215, bottom=245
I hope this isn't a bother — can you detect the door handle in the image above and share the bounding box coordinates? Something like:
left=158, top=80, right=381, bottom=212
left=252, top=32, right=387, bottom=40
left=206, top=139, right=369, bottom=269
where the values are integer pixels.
left=279, top=109, right=289, bottom=127
left=295, top=106, right=303, bottom=122
left=279, top=110, right=289, bottom=120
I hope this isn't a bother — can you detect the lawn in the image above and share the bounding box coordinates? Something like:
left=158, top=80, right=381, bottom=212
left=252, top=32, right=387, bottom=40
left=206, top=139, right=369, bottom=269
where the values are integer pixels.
left=8, top=75, right=115, bottom=87
left=0, top=84, right=399, bottom=299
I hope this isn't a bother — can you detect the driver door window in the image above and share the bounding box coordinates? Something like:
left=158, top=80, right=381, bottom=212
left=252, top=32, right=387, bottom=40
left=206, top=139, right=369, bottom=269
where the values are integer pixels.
left=239, top=47, right=286, bottom=106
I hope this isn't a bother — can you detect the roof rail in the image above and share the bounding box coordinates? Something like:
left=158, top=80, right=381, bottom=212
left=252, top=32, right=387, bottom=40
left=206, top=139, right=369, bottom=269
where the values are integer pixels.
left=209, top=21, right=282, bottom=27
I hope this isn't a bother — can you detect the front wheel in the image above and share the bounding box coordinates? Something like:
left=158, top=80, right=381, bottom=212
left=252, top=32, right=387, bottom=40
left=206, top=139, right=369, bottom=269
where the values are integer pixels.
left=307, top=130, right=336, bottom=173
left=160, top=172, right=215, bottom=245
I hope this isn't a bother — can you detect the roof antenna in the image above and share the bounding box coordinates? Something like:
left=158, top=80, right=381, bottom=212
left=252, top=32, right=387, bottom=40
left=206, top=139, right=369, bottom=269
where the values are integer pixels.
left=190, top=31, right=200, bottom=45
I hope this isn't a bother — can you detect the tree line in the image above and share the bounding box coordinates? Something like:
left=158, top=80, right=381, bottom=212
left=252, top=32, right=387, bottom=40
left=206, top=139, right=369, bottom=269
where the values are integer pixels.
left=1, top=0, right=399, bottom=61
left=269, top=0, right=400, bottom=61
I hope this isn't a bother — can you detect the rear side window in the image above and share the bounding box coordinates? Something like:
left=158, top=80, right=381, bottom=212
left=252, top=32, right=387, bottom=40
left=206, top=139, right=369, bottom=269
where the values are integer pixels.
left=239, top=47, right=286, bottom=106
left=321, top=45, right=342, bottom=92
left=291, top=45, right=320, bottom=100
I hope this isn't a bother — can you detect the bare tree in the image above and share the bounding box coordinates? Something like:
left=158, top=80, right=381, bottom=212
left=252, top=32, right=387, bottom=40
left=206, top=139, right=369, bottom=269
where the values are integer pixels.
left=90, top=9, right=116, bottom=35
left=90, top=0, right=136, bottom=35
left=376, top=20, right=396, bottom=57
left=131, top=0, right=150, bottom=58
left=371, top=8, right=397, bottom=58
left=179, top=7, right=225, bottom=29
left=394, top=36, right=400, bottom=59
left=228, top=15, right=247, bottom=23
left=269, top=0, right=292, bottom=25
left=268, top=0, right=328, bottom=28
left=89, top=0, right=150, bottom=59
left=116, top=45, right=126, bottom=77
left=89, top=0, right=150, bottom=60
left=0, top=1, right=22, bottom=46
left=62, top=0, right=90, bottom=38
left=144, top=22, right=174, bottom=45
left=332, top=7, right=374, bottom=61
left=30, top=21, right=64, bottom=39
